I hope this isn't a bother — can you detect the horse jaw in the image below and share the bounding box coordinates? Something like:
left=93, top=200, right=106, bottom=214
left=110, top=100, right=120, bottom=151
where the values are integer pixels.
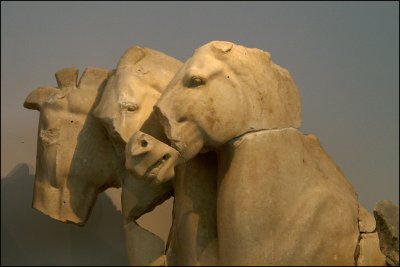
left=125, top=131, right=183, bottom=184
left=32, top=176, right=97, bottom=225
left=31, top=139, right=100, bottom=225
left=152, top=105, right=205, bottom=162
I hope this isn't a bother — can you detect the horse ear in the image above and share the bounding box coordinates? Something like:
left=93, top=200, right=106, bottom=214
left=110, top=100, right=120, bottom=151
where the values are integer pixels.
left=23, top=86, right=57, bottom=111
left=55, top=67, right=79, bottom=88
left=117, top=46, right=146, bottom=71
left=211, top=41, right=233, bottom=53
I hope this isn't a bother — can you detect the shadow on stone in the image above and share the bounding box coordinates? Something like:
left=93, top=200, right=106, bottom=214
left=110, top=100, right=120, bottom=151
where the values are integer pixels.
left=1, top=163, right=129, bottom=266
left=374, top=200, right=399, bottom=266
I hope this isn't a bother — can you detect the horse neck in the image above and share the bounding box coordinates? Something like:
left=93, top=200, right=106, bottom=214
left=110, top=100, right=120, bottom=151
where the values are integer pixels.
left=215, top=128, right=311, bottom=264
left=216, top=128, right=295, bottom=186
left=32, top=173, right=98, bottom=225
left=214, top=128, right=359, bottom=265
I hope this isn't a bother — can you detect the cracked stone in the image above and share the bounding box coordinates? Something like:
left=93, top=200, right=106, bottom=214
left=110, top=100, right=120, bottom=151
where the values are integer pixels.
left=357, top=232, right=386, bottom=266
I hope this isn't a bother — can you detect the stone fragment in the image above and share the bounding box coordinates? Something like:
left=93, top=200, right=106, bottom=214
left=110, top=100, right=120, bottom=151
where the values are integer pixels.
left=24, top=66, right=122, bottom=225
left=143, top=40, right=376, bottom=265
left=374, top=200, right=399, bottom=266
left=357, top=232, right=386, bottom=266
left=92, top=46, right=183, bottom=266
left=124, top=221, right=166, bottom=266
left=25, top=45, right=184, bottom=266
left=126, top=131, right=183, bottom=184
left=359, top=204, right=376, bottom=233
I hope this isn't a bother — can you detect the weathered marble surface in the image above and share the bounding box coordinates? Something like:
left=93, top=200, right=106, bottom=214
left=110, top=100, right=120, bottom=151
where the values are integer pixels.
left=130, top=40, right=387, bottom=265
left=24, top=46, right=181, bottom=266
left=24, top=41, right=397, bottom=266
left=24, top=67, right=124, bottom=224
left=126, top=131, right=182, bottom=184
left=374, top=200, right=399, bottom=266
left=93, top=46, right=182, bottom=266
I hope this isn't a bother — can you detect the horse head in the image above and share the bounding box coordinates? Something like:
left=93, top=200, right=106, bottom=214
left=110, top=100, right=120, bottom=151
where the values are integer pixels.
left=153, top=40, right=301, bottom=161
left=93, top=46, right=182, bottom=223
left=93, top=46, right=182, bottom=161
left=24, top=67, right=125, bottom=225
left=124, top=41, right=386, bottom=266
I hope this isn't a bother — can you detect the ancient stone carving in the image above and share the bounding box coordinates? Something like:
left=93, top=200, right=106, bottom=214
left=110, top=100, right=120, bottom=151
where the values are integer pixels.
left=126, top=131, right=182, bottom=184
left=25, top=41, right=397, bottom=266
left=126, top=132, right=219, bottom=265
left=24, top=46, right=182, bottom=265
left=96, top=46, right=219, bottom=266
left=357, top=205, right=386, bottom=265
left=127, top=41, right=386, bottom=265
left=24, top=67, right=124, bottom=224
left=93, top=46, right=183, bottom=266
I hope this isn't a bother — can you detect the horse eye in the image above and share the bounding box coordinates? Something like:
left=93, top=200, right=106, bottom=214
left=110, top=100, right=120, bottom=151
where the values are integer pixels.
left=120, top=102, right=139, bottom=112
left=127, top=104, right=138, bottom=112
left=187, top=76, right=205, bottom=88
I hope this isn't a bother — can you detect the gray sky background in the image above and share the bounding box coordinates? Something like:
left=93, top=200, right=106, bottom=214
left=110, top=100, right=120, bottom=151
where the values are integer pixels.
left=1, top=2, right=398, bottom=263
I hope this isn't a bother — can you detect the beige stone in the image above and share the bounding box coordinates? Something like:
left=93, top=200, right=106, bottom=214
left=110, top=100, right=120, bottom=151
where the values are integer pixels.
left=24, top=46, right=183, bottom=266
left=357, top=232, right=386, bottom=266
left=93, top=46, right=183, bottom=266
left=374, top=200, right=399, bottom=266
left=126, top=131, right=183, bottom=184
left=25, top=41, right=392, bottom=266
left=125, top=134, right=219, bottom=266
left=124, top=221, right=166, bottom=266
left=24, top=66, right=169, bottom=265
left=24, top=67, right=125, bottom=225
left=359, top=204, right=377, bottom=233
left=93, top=46, right=182, bottom=154
left=154, top=40, right=301, bottom=161
left=129, top=40, right=385, bottom=265
left=108, top=46, right=219, bottom=266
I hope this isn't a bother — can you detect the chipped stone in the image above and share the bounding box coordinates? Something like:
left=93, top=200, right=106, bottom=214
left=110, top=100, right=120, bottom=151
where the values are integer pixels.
left=374, top=200, right=399, bottom=266
left=359, top=204, right=376, bottom=233
left=357, top=232, right=386, bottom=266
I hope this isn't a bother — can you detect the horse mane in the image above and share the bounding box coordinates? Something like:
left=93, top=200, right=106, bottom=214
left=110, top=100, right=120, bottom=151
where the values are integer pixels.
left=24, top=67, right=111, bottom=114
left=116, top=46, right=182, bottom=94
left=206, top=41, right=301, bottom=129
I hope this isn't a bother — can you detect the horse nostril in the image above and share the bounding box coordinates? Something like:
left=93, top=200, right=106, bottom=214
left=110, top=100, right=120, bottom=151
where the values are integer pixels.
left=162, top=154, right=170, bottom=160
left=141, top=140, right=148, bottom=147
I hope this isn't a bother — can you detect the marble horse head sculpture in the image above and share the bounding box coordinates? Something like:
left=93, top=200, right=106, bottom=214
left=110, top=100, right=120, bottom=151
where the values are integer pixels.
left=23, top=67, right=125, bottom=225
left=93, top=46, right=182, bottom=266
left=121, top=47, right=220, bottom=265
left=129, top=41, right=386, bottom=265
left=24, top=46, right=183, bottom=265
left=93, top=46, right=182, bottom=224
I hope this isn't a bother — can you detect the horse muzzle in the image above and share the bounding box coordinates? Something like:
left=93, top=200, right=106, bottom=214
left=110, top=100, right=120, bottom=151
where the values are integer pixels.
left=125, top=131, right=183, bottom=184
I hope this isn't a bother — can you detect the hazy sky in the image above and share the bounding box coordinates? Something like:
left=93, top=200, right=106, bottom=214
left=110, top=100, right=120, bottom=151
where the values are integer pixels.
left=1, top=0, right=398, bottom=224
